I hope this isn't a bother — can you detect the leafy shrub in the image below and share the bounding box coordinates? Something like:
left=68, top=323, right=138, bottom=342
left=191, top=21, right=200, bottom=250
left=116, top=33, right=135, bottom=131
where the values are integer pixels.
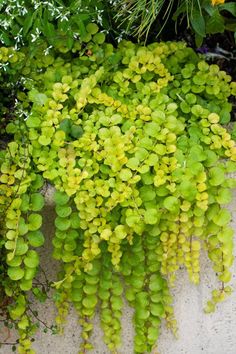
left=175, top=0, right=236, bottom=46
left=115, top=0, right=236, bottom=45
left=0, top=31, right=236, bottom=353
left=0, top=0, right=115, bottom=51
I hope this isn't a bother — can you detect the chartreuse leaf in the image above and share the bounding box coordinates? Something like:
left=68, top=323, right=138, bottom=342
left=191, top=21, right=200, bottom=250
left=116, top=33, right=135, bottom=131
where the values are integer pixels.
left=55, top=217, right=71, bottom=231
left=70, top=213, right=80, bottom=228
left=213, top=209, right=231, bottom=226
left=136, top=307, right=150, bottom=320
left=126, top=157, right=139, bottom=170
left=179, top=180, right=197, bottom=201
left=150, top=302, right=165, bottom=317
left=24, top=267, right=37, bottom=280
left=55, top=205, right=72, bottom=218
left=149, top=274, right=164, bottom=292
left=28, top=213, right=42, bottom=231
left=18, top=218, right=28, bottom=236
left=20, top=279, right=33, bottom=291
left=30, top=193, right=44, bottom=211
left=83, top=284, right=97, bottom=295
left=26, top=116, right=41, bottom=128
left=9, top=295, right=26, bottom=320
left=216, top=188, right=232, bottom=205
left=209, top=167, right=225, bottom=186
left=163, top=196, right=179, bottom=212
left=24, top=250, right=39, bottom=268
left=8, top=267, right=24, bottom=281
left=119, top=168, right=132, bottom=181
left=27, top=230, right=45, bottom=247
left=148, top=326, right=159, bottom=342
left=82, top=294, right=97, bottom=308
left=15, top=239, right=29, bottom=256
left=54, top=191, right=70, bottom=205
left=140, top=186, right=156, bottom=202
left=144, top=209, right=160, bottom=225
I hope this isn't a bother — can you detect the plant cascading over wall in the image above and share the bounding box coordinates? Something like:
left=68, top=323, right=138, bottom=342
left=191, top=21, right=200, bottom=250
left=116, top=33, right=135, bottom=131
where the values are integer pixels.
left=0, top=23, right=236, bottom=354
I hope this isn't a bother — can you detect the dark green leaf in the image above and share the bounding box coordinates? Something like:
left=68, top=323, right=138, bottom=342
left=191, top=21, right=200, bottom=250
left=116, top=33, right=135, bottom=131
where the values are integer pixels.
left=219, top=3, right=236, bottom=16
left=190, top=7, right=206, bottom=37
left=206, top=10, right=225, bottom=34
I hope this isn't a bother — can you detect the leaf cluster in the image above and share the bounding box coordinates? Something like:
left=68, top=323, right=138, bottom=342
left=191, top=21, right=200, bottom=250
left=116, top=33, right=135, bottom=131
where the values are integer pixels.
left=0, top=33, right=236, bottom=353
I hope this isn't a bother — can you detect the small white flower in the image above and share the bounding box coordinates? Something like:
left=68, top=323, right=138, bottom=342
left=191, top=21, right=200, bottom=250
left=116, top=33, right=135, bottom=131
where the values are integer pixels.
left=35, top=27, right=41, bottom=36
left=31, top=34, right=37, bottom=42
left=44, top=45, right=53, bottom=55
left=0, top=19, right=11, bottom=30
left=0, top=63, right=9, bottom=71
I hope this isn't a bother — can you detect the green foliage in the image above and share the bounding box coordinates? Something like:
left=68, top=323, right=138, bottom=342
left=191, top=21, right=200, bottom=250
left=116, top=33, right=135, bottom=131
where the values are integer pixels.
left=0, top=0, right=114, bottom=51
left=115, top=0, right=236, bottom=45
left=1, top=0, right=235, bottom=54
left=0, top=33, right=236, bottom=354
left=174, top=0, right=236, bottom=46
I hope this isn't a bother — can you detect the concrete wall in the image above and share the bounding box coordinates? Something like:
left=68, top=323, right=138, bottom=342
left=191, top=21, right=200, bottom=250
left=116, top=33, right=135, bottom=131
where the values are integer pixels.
left=1, top=187, right=236, bottom=354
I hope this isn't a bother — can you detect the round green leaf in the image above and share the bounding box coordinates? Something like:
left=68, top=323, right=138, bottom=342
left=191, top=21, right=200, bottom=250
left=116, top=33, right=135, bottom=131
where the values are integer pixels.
left=86, top=23, right=99, bottom=34
left=144, top=209, right=159, bottom=225
left=209, top=167, right=225, bottom=186
left=93, top=32, right=105, bottom=44
left=8, top=267, right=24, bottom=281
left=24, top=250, right=39, bottom=268
left=55, top=205, right=72, bottom=218
left=149, top=274, right=164, bottom=292
left=28, top=213, right=42, bottom=231
left=82, top=294, right=97, bottom=308
left=38, top=135, right=51, bottom=146
left=27, top=230, right=45, bottom=247
left=135, top=308, right=150, bottom=320
left=55, top=217, right=71, bottom=231
left=163, top=196, right=179, bottom=212
left=216, top=188, right=232, bottom=205
left=18, top=218, right=28, bottom=236
left=24, top=267, right=37, bottom=280
left=83, top=284, right=97, bottom=295
left=20, top=279, right=33, bottom=291
left=150, top=302, right=164, bottom=317
left=213, top=209, right=231, bottom=226
left=70, top=212, right=80, bottom=228
left=15, top=239, right=29, bottom=256
left=126, top=157, right=140, bottom=170
left=30, top=193, right=45, bottom=211
left=71, top=289, right=83, bottom=302
left=54, top=191, right=70, bottom=205
left=70, top=125, right=83, bottom=139
left=147, top=326, right=159, bottom=342
left=119, top=168, right=132, bottom=181
left=26, top=116, right=41, bottom=128
left=110, top=295, right=123, bottom=310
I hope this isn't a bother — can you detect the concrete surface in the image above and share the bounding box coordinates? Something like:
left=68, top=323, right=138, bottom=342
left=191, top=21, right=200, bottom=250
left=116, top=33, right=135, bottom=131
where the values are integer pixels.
left=1, top=185, right=236, bottom=354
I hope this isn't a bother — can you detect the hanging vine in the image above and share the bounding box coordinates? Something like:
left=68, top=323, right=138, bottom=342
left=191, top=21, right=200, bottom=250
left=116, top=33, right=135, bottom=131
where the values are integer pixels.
left=0, top=23, right=236, bottom=353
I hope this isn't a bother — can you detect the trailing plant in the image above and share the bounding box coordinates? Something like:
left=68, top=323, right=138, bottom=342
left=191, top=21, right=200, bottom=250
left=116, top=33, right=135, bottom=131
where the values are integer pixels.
left=1, top=28, right=236, bottom=353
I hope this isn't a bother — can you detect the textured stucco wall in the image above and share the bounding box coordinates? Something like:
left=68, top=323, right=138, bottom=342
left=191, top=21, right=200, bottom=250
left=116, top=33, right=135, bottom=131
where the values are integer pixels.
left=1, top=187, right=236, bottom=354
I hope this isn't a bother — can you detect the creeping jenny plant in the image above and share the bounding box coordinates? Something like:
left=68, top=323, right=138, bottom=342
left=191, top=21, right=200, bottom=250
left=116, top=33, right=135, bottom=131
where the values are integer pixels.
left=1, top=24, right=236, bottom=353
